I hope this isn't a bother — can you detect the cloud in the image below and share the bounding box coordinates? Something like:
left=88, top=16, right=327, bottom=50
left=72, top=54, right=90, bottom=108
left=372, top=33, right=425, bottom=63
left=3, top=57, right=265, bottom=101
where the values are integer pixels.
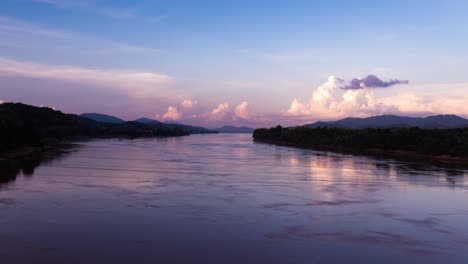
left=285, top=76, right=468, bottom=123
left=0, top=57, right=173, bottom=99
left=155, top=100, right=257, bottom=127
left=181, top=99, right=196, bottom=108
left=286, top=76, right=394, bottom=120
left=0, top=16, right=159, bottom=54
left=342, top=75, right=409, bottom=89
left=234, top=101, right=250, bottom=119
left=208, top=103, right=230, bottom=120
left=0, top=16, right=65, bottom=37
left=162, top=106, right=181, bottom=120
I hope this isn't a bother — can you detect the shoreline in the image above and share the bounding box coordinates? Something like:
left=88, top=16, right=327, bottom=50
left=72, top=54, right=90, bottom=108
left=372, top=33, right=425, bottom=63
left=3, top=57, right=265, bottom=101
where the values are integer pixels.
left=254, top=139, right=468, bottom=168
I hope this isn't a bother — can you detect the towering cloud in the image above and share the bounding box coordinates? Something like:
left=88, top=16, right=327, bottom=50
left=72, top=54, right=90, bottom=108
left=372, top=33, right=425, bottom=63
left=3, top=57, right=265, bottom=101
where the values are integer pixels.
left=286, top=75, right=394, bottom=119
left=284, top=75, right=468, bottom=125
left=342, top=75, right=409, bottom=90
left=209, top=103, right=230, bottom=120
left=234, top=101, right=250, bottom=119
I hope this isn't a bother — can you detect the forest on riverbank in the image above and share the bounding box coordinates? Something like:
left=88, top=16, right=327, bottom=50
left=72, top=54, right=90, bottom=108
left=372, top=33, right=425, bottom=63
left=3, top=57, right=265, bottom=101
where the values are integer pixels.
left=253, top=126, right=468, bottom=164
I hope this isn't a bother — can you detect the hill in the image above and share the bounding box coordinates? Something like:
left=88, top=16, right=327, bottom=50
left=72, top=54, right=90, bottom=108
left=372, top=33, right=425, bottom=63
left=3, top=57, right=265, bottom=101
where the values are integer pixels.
left=216, top=126, right=254, bottom=133
left=305, top=115, right=468, bottom=129
left=134, top=117, right=162, bottom=124
left=80, top=113, right=125, bottom=124
left=135, top=118, right=217, bottom=134
left=0, top=103, right=192, bottom=152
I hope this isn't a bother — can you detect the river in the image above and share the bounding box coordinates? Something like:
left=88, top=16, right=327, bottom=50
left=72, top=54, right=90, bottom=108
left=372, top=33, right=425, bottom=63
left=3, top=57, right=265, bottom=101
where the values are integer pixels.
left=1, top=134, right=467, bottom=263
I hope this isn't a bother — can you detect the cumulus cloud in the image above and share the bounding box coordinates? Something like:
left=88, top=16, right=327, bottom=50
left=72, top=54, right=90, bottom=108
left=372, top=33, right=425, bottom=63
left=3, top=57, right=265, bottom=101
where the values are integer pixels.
left=285, top=75, right=468, bottom=123
left=208, top=103, right=230, bottom=120
left=181, top=99, right=196, bottom=108
left=162, top=106, right=181, bottom=120
left=0, top=57, right=173, bottom=99
left=342, top=74, right=408, bottom=89
left=203, top=101, right=254, bottom=125
left=234, top=101, right=250, bottom=119
left=286, top=76, right=394, bottom=120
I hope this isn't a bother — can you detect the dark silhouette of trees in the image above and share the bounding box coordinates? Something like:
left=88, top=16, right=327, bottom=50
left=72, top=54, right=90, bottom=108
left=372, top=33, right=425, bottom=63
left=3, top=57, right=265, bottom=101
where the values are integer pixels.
left=0, top=103, right=200, bottom=151
left=253, top=126, right=468, bottom=157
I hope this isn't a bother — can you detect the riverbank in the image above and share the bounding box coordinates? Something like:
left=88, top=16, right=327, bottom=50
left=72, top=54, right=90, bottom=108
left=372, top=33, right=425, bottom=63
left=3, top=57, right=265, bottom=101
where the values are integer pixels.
left=253, top=126, right=468, bottom=168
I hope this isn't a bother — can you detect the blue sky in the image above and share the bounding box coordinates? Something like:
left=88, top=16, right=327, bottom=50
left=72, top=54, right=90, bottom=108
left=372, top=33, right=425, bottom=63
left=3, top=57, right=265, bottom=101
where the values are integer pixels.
left=1, top=0, right=468, bottom=127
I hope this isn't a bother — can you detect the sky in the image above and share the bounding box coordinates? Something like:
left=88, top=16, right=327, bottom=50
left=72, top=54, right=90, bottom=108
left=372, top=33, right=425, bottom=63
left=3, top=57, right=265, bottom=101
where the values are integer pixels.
left=1, top=0, right=468, bottom=128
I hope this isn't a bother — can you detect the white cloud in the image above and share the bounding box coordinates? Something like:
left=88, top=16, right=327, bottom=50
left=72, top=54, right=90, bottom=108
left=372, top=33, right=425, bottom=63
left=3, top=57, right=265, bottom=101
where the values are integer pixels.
left=208, top=103, right=230, bottom=120
left=286, top=75, right=387, bottom=119
left=181, top=99, right=196, bottom=108
left=162, top=106, right=181, bottom=120
left=0, top=16, right=159, bottom=54
left=286, top=75, right=468, bottom=122
left=234, top=101, right=250, bottom=119
left=0, top=57, right=173, bottom=99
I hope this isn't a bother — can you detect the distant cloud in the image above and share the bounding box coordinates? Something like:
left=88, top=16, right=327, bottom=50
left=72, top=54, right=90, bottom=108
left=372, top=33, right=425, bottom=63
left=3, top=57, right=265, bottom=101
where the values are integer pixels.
left=181, top=99, right=196, bottom=108
left=234, top=101, right=250, bottom=119
left=0, top=16, right=159, bottom=54
left=286, top=75, right=395, bottom=119
left=209, top=103, right=230, bottom=120
left=154, top=100, right=256, bottom=127
left=162, top=106, right=181, bottom=120
left=0, top=16, right=65, bottom=37
left=0, top=57, right=173, bottom=99
left=342, top=75, right=409, bottom=89
left=284, top=75, right=468, bottom=124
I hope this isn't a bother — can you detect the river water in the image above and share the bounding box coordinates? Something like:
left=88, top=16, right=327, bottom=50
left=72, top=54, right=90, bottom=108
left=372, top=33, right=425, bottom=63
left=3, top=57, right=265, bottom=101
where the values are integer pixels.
left=0, top=134, right=467, bottom=263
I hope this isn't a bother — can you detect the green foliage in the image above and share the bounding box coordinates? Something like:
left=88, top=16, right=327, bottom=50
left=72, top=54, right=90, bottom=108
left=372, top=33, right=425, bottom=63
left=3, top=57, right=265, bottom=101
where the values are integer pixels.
left=253, top=126, right=468, bottom=157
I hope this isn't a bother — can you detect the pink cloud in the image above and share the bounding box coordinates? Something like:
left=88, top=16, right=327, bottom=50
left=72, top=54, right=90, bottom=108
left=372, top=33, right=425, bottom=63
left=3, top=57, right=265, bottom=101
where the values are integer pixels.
left=162, top=106, right=182, bottom=120
left=208, top=103, right=230, bottom=120
left=181, top=99, right=196, bottom=108
left=0, top=57, right=173, bottom=100
left=234, top=101, right=250, bottom=119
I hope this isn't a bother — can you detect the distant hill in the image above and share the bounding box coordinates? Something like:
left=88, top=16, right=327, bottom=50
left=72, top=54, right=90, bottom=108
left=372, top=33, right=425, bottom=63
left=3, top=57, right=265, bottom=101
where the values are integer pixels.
left=0, top=103, right=209, bottom=152
left=304, top=115, right=468, bottom=129
left=164, top=120, right=184, bottom=125
left=216, top=126, right=254, bottom=133
left=80, top=113, right=125, bottom=124
left=136, top=118, right=217, bottom=134
left=134, top=117, right=162, bottom=124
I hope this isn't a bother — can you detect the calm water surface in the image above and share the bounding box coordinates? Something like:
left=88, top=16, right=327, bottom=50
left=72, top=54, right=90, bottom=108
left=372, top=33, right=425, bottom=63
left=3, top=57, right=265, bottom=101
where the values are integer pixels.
left=1, top=134, right=468, bottom=263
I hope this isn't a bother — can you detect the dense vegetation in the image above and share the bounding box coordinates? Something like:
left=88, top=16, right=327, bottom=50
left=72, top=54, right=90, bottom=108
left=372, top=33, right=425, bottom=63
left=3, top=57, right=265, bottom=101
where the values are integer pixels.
left=0, top=103, right=208, bottom=151
left=253, top=126, right=468, bottom=158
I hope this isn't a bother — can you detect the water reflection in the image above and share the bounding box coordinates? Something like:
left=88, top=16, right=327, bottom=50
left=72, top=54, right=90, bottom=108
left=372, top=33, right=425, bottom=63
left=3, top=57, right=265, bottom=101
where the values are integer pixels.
left=0, top=134, right=467, bottom=264
left=0, top=144, right=78, bottom=188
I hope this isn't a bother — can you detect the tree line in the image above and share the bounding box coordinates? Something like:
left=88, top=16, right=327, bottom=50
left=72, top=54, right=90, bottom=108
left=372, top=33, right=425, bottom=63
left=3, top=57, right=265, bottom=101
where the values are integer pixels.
left=253, top=126, right=468, bottom=157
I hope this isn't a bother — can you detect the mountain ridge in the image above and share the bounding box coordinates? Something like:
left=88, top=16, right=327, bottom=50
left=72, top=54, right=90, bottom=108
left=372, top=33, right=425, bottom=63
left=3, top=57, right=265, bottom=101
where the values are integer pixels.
left=80, top=113, right=125, bottom=124
left=304, top=114, right=468, bottom=129
left=216, top=126, right=254, bottom=133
